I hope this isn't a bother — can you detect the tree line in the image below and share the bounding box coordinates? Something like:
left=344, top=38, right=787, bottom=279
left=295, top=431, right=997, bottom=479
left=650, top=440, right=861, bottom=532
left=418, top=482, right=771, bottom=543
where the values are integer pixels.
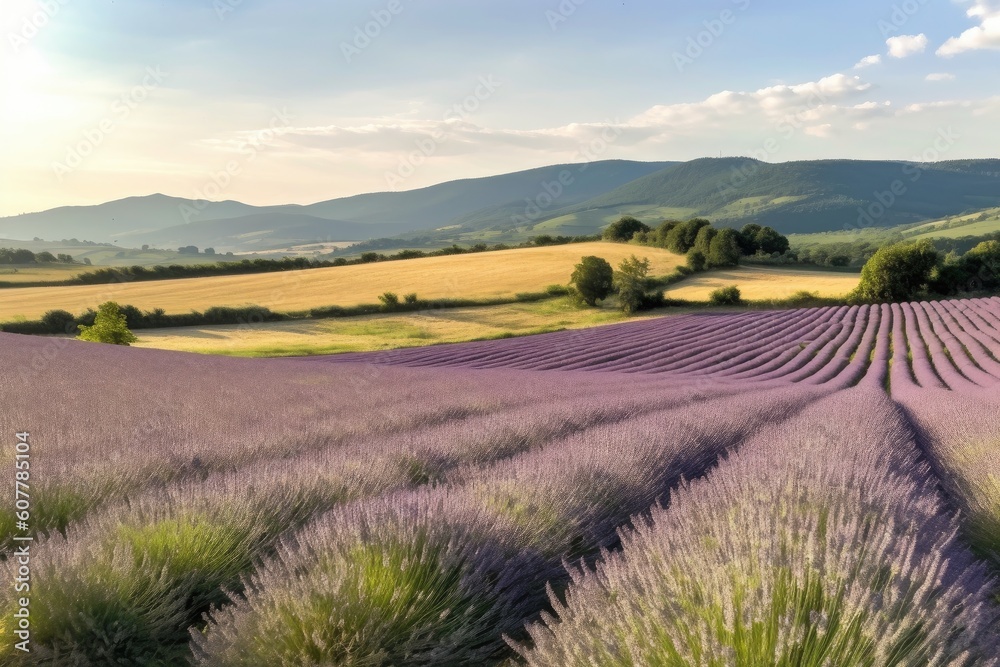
left=65, top=235, right=601, bottom=286
left=601, top=216, right=790, bottom=271
left=0, top=248, right=76, bottom=264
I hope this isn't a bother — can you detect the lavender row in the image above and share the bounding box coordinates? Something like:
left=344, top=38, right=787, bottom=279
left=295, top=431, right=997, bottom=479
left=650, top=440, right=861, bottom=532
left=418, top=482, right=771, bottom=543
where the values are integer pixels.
left=0, top=378, right=735, bottom=662
left=516, top=389, right=1000, bottom=666
left=0, top=334, right=689, bottom=546
left=324, top=298, right=1000, bottom=392
left=894, top=383, right=1000, bottom=567
left=192, top=385, right=830, bottom=665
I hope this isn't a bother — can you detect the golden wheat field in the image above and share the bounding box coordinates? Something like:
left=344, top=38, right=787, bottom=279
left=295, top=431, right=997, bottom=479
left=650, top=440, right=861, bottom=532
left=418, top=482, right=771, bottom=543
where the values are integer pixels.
left=0, top=243, right=685, bottom=320
left=0, top=264, right=89, bottom=283
left=663, top=266, right=860, bottom=301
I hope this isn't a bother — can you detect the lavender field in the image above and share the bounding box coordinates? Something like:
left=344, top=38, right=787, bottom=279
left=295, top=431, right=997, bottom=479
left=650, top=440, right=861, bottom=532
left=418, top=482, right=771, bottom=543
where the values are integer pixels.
left=3, top=297, right=1000, bottom=665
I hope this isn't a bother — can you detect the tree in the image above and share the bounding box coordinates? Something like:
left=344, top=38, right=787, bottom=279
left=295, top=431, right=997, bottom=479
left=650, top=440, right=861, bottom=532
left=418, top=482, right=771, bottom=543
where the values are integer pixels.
left=602, top=216, right=650, bottom=242
left=570, top=256, right=614, bottom=306
left=35, top=251, right=57, bottom=263
left=963, top=240, right=1000, bottom=291
left=651, top=220, right=681, bottom=247
left=828, top=255, right=851, bottom=267
left=686, top=249, right=707, bottom=272
left=693, top=225, right=717, bottom=256
left=754, top=226, right=790, bottom=255
left=664, top=219, right=711, bottom=254
left=707, top=228, right=742, bottom=267
left=737, top=224, right=763, bottom=255
left=77, top=302, right=138, bottom=345
left=613, top=255, right=650, bottom=315
left=850, top=240, right=938, bottom=303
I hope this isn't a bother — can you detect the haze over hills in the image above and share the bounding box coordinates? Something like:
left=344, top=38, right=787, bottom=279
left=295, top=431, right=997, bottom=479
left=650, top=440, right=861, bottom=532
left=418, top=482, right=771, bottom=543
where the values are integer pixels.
left=0, top=161, right=672, bottom=251
left=1, top=158, right=998, bottom=253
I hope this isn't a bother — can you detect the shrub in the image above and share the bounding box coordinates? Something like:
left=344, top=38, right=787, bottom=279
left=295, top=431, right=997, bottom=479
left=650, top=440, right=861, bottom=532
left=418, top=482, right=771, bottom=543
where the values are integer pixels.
left=570, top=256, right=614, bottom=307
left=403, top=293, right=419, bottom=304
left=379, top=292, right=401, bottom=310
left=849, top=240, right=938, bottom=303
left=783, top=290, right=822, bottom=306
left=709, top=285, right=742, bottom=306
left=40, top=309, right=76, bottom=334
left=76, top=302, right=138, bottom=345
left=202, top=306, right=277, bottom=326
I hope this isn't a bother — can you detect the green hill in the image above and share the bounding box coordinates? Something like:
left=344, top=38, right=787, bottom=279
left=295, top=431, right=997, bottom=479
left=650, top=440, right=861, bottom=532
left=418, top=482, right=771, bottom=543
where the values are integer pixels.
left=2, top=158, right=997, bottom=253
left=535, top=158, right=1000, bottom=235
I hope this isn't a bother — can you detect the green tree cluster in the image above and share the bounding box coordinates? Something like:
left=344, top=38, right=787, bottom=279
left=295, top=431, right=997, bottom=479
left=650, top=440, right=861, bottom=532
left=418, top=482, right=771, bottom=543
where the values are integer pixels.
left=77, top=302, right=138, bottom=345
left=602, top=216, right=651, bottom=242
left=0, top=248, right=74, bottom=264
left=570, top=254, right=655, bottom=315
left=645, top=219, right=789, bottom=269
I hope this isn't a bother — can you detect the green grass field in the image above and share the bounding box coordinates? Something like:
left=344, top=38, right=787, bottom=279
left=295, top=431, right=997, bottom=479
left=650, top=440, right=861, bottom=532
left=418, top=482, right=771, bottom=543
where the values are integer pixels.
left=903, top=207, right=1000, bottom=240
left=130, top=297, right=656, bottom=357
left=789, top=206, right=1000, bottom=249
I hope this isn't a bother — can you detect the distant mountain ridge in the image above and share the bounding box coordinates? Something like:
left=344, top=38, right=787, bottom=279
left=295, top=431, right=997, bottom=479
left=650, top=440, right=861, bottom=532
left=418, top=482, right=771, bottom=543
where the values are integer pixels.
left=0, top=160, right=672, bottom=251
left=2, top=158, right=998, bottom=252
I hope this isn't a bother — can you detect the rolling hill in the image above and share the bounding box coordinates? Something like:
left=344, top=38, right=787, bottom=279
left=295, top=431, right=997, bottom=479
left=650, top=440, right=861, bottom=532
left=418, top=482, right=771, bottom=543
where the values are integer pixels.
left=2, top=158, right=997, bottom=253
left=520, top=158, right=1000, bottom=236
left=0, top=161, right=673, bottom=252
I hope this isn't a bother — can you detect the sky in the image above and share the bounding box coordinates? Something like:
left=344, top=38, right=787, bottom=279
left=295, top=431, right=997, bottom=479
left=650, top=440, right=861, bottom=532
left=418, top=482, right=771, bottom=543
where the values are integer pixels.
left=0, top=0, right=998, bottom=217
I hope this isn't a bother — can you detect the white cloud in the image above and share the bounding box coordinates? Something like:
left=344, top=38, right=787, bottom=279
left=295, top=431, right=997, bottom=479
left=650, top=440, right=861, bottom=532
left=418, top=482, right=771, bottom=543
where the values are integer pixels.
left=804, top=124, right=833, bottom=138
left=268, top=74, right=878, bottom=160
left=925, top=72, right=956, bottom=81
left=887, top=34, right=929, bottom=58
left=854, top=54, right=882, bottom=69
left=938, top=0, right=1000, bottom=56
